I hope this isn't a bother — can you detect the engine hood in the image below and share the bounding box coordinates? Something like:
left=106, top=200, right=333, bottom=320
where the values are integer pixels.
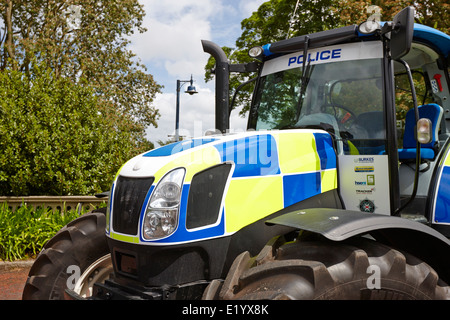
left=109, top=129, right=338, bottom=245
left=118, top=130, right=285, bottom=184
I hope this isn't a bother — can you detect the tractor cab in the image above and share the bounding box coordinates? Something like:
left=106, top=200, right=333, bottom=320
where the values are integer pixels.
left=247, top=7, right=450, bottom=221
left=394, top=32, right=450, bottom=221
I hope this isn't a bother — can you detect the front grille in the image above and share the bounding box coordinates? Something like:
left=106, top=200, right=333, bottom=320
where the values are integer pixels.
left=112, top=176, right=154, bottom=235
left=186, top=163, right=231, bottom=229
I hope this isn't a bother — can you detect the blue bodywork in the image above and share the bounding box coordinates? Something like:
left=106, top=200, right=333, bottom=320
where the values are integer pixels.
left=413, top=24, right=450, bottom=57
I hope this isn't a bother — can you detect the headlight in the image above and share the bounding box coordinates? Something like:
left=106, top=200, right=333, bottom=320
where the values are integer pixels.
left=143, top=168, right=185, bottom=239
left=248, top=46, right=264, bottom=58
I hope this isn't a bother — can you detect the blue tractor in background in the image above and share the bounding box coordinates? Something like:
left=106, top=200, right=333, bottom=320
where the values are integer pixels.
left=24, top=7, right=450, bottom=300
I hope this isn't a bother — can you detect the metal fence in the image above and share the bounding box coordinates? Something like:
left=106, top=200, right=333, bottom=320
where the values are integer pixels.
left=0, top=196, right=108, bottom=213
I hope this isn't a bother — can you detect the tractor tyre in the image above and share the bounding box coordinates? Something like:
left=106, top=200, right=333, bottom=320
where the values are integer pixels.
left=22, top=209, right=112, bottom=300
left=208, top=236, right=450, bottom=300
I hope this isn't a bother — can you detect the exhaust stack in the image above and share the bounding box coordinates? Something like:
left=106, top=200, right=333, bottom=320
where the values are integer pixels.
left=202, top=40, right=230, bottom=134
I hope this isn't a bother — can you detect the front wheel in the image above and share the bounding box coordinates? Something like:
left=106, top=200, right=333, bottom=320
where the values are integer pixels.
left=22, top=210, right=112, bottom=300
left=206, top=236, right=450, bottom=300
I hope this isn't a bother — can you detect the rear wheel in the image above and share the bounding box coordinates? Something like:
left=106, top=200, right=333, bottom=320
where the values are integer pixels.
left=22, top=210, right=111, bottom=300
left=205, top=236, right=450, bottom=300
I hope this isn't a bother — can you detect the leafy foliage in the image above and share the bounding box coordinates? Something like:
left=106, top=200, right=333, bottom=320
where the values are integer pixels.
left=0, top=1, right=160, bottom=196
left=0, top=203, right=81, bottom=261
left=0, top=0, right=161, bottom=130
left=337, top=1, right=449, bottom=34
left=0, top=64, right=152, bottom=195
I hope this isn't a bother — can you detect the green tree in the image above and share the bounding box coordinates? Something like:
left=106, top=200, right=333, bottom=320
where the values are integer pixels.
left=0, top=0, right=161, bottom=130
left=337, top=1, right=449, bottom=34
left=0, top=0, right=161, bottom=196
left=0, top=64, right=153, bottom=196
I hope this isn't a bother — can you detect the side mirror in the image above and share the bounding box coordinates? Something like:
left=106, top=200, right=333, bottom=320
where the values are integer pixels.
left=390, top=6, right=415, bottom=60
left=417, top=118, right=432, bottom=144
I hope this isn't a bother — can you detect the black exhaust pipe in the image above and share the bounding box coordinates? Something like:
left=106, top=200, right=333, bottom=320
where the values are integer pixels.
left=202, top=40, right=229, bottom=134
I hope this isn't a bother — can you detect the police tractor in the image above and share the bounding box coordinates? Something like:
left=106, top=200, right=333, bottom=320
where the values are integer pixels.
left=23, top=7, right=450, bottom=300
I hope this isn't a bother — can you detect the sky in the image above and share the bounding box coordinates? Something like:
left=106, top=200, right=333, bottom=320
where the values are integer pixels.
left=129, top=0, right=267, bottom=146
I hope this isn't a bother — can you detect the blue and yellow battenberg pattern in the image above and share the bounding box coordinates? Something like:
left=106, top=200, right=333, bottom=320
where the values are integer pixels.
left=108, top=130, right=338, bottom=245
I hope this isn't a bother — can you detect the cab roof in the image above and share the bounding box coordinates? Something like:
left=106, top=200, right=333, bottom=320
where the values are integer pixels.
left=413, top=24, right=450, bottom=58
left=263, top=23, right=450, bottom=58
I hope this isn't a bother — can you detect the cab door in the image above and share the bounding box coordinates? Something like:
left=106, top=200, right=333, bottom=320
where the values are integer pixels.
left=394, top=42, right=450, bottom=224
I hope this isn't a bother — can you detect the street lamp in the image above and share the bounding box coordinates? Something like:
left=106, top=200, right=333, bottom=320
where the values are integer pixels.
left=175, top=75, right=198, bottom=142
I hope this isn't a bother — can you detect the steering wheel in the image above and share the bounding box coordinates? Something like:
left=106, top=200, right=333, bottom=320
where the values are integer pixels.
left=322, top=103, right=356, bottom=130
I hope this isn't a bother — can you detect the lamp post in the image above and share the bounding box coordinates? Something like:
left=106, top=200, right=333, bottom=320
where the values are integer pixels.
left=175, top=75, right=198, bottom=142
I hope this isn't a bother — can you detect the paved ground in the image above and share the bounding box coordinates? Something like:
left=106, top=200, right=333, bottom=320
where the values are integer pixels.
left=0, top=260, right=34, bottom=300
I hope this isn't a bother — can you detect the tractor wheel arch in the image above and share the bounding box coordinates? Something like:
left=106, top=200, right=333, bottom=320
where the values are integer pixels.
left=202, top=207, right=450, bottom=300
left=264, top=208, right=450, bottom=286
left=204, top=235, right=450, bottom=300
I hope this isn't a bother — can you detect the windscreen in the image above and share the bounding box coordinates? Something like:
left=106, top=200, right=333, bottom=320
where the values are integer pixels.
left=253, top=42, right=386, bottom=155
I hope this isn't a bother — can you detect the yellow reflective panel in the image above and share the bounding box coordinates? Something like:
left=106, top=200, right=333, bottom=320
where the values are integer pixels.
left=110, top=232, right=140, bottom=243
left=444, top=149, right=450, bottom=167
left=225, top=176, right=283, bottom=233
left=275, top=132, right=320, bottom=174
left=321, top=168, right=338, bottom=192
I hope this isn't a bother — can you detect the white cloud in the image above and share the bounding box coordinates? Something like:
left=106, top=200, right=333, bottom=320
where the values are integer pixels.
left=146, top=87, right=248, bottom=146
left=134, top=0, right=267, bottom=147
left=146, top=85, right=216, bottom=144
left=131, top=0, right=224, bottom=79
left=144, top=0, right=220, bottom=21
left=239, top=0, right=265, bottom=17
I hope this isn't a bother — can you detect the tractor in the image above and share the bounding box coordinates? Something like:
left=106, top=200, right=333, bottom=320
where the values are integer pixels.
left=23, top=6, right=450, bottom=300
